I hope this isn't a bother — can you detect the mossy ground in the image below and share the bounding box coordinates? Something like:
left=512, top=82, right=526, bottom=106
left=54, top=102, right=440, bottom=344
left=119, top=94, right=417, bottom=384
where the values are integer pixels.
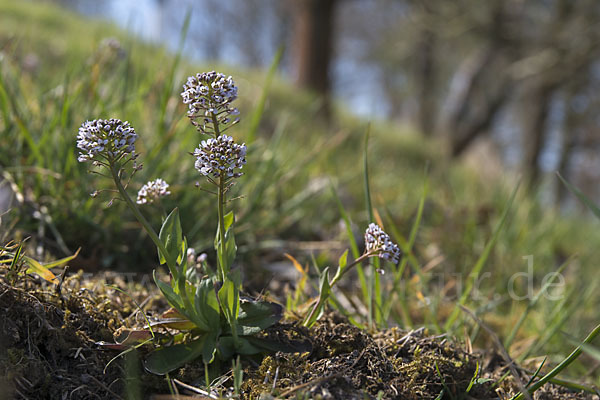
left=0, top=271, right=596, bottom=399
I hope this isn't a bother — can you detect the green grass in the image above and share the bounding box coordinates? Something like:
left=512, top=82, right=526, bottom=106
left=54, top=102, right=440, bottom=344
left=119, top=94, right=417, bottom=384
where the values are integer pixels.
left=1, top=0, right=600, bottom=391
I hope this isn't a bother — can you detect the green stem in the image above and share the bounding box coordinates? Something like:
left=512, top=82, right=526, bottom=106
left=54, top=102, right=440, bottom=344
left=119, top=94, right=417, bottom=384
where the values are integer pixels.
left=210, top=110, right=240, bottom=346
left=304, top=251, right=373, bottom=327
left=217, top=176, right=227, bottom=280
left=330, top=252, right=371, bottom=288
left=109, top=164, right=172, bottom=270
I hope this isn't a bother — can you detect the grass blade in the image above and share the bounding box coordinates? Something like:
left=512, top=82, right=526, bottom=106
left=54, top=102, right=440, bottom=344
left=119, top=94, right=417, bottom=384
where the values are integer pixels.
left=329, top=181, right=368, bottom=302
left=246, top=45, right=283, bottom=144
left=362, top=124, right=383, bottom=327
left=511, top=322, right=600, bottom=400
left=504, top=258, right=570, bottom=349
left=557, top=172, right=600, bottom=219
left=444, top=181, right=520, bottom=331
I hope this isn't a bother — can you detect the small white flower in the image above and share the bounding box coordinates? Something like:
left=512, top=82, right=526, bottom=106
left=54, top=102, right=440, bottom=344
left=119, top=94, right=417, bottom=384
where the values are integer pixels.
left=364, top=223, right=401, bottom=264
left=136, top=178, right=171, bottom=204
left=193, top=135, right=246, bottom=180
left=181, top=71, right=239, bottom=135
left=77, top=118, right=137, bottom=163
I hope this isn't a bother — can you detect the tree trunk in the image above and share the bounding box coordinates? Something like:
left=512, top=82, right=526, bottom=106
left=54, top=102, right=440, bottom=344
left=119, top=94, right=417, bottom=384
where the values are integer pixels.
left=522, top=84, right=554, bottom=188
left=415, top=28, right=437, bottom=136
left=292, top=0, right=337, bottom=119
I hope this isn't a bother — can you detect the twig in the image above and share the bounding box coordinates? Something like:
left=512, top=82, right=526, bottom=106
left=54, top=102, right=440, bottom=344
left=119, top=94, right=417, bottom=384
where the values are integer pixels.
left=86, top=374, right=125, bottom=400
left=172, top=379, right=218, bottom=399
left=279, top=373, right=343, bottom=398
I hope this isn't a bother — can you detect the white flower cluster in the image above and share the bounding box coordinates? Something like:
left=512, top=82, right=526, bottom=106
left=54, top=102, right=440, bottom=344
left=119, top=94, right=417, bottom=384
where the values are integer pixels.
left=181, top=71, right=240, bottom=135
left=193, top=135, right=247, bottom=179
left=364, top=223, right=401, bottom=264
left=77, top=118, right=137, bottom=162
left=136, top=178, right=171, bottom=204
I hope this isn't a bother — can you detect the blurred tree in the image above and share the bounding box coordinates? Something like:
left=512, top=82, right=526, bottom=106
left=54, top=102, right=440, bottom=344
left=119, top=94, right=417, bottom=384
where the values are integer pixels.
left=291, top=0, right=338, bottom=119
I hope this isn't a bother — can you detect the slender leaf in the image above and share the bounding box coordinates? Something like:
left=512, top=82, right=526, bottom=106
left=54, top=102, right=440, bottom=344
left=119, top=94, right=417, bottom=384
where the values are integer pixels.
left=444, top=182, right=520, bottom=331
left=557, top=172, right=600, bottom=219
left=158, top=208, right=182, bottom=274
left=246, top=45, right=284, bottom=144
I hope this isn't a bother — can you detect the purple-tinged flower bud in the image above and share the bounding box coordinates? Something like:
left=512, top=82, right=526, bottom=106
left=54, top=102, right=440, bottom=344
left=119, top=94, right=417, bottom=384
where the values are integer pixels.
left=364, top=223, right=401, bottom=264
left=136, top=178, right=171, bottom=204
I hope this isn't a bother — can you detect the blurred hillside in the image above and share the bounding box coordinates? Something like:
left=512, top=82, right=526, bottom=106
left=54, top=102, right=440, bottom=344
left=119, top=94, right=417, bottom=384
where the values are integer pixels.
left=52, top=0, right=600, bottom=207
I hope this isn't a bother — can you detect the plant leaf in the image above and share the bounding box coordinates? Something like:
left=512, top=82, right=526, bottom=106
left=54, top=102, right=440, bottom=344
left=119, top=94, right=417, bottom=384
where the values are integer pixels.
left=158, top=208, right=182, bottom=272
left=330, top=249, right=349, bottom=284
left=218, top=270, right=241, bottom=323
left=194, top=277, right=220, bottom=332
left=24, top=256, right=58, bottom=284
left=237, top=299, right=283, bottom=335
left=218, top=336, right=262, bottom=359
left=223, top=211, right=235, bottom=232
left=303, top=267, right=331, bottom=327
left=245, top=335, right=312, bottom=354
left=224, top=226, right=237, bottom=272
left=153, top=270, right=183, bottom=312
left=144, top=334, right=215, bottom=375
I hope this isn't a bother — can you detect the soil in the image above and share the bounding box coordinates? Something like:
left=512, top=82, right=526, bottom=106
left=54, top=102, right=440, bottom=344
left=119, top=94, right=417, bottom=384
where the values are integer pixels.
left=0, top=271, right=598, bottom=400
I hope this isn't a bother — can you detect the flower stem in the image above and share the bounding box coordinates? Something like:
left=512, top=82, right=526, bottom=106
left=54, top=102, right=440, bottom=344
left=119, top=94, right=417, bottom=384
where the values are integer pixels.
left=329, top=252, right=371, bottom=288
left=303, top=251, right=373, bottom=327
left=109, top=164, right=173, bottom=272
left=217, top=176, right=227, bottom=281
left=211, top=110, right=239, bottom=346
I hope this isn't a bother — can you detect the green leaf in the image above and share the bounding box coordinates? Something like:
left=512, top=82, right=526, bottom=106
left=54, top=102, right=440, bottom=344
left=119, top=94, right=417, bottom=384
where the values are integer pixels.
left=303, top=267, right=331, bottom=327
left=218, top=334, right=312, bottom=360
left=144, top=334, right=217, bottom=375
left=237, top=299, right=283, bottom=336
left=215, top=211, right=237, bottom=276
left=178, top=237, right=188, bottom=270
left=194, top=277, right=220, bottom=332
left=557, top=173, right=600, bottom=220
left=29, top=247, right=80, bottom=269
left=224, top=226, right=237, bottom=271
left=223, top=211, right=235, bottom=231
left=218, top=270, right=241, bottom=323
left=330, top=249, right=349, bottom=284
left=158, top=208, right=182, bottom=272
left=218, top=336, right=262, bottom=359
left=245, top=335, right=312, bottom=354
left=153, top=270, right=183, bottom=312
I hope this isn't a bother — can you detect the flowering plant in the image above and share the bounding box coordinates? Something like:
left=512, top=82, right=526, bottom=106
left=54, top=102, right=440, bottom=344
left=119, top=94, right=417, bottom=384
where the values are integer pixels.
left=303, top=223, right=401, bottom=327
left=77, top=72, right=302, bottom=375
